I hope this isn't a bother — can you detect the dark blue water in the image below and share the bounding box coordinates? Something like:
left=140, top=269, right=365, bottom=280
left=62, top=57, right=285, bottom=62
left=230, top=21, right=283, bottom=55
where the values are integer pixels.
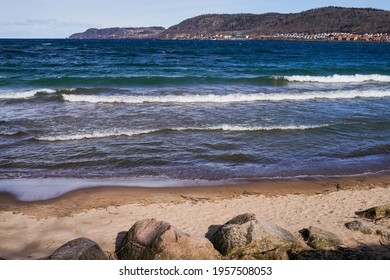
left=0, top=39, right=389, bottom=199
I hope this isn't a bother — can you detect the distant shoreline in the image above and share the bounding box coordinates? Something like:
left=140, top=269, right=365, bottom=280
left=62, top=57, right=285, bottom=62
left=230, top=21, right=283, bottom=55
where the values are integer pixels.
left=1, top=37, right=389, bottom=44
left=67, top=7, right=390, bottom=42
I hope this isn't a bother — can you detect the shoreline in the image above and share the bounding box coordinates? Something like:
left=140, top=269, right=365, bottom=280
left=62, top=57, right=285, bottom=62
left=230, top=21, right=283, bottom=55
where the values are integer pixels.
left=1, top=172, right=390, bottom=217
left=0, top=173, right=389, bottom=260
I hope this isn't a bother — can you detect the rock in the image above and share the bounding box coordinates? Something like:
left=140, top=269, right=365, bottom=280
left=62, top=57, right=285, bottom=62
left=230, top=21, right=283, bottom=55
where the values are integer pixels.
left=43, top=237, right=108, bottom=260
left=116, top=218, right=220, bottom=260
left=356, top=205, right=390, bottom=223
left=345, top=220, right=373, bottom=235
left=210, top=213, right=298, bottom=259
left=379, top=235, right=390, bottom=249
left=375, top=229, right=390, bottom=239
left=229, top=244, right=290, bottom=260
left=299, top=226, right=342, bottom=250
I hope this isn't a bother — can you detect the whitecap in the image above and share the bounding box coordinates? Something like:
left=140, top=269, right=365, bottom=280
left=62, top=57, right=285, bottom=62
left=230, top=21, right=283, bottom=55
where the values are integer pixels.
left=36, top=129, right=157, bottom=141
left=62, top=89, right=390, bottom=104
left=0, top=89, right=56, bottom=99
left=175, top=124, right=329, bottom=132
left=283, top=74, right=390, bottom=83
left=36, top=124, right=329, bottom=142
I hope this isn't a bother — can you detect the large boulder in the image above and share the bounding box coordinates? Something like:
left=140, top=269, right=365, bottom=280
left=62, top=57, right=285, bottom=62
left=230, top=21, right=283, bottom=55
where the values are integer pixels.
left=299, top=226, right=342, bottom=250
left=344, top=220, right=373, bottom=235
left=43, top=237, right=108, bottom=260
left=210, top=213, right=298, bottom=259
left=116, top=218, right=220, bottom=260
left=356, top=205, right=390, bottom=223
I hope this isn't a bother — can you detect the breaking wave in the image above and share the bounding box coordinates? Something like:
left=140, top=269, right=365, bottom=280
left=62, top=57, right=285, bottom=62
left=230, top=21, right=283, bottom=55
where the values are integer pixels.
left=62, top=90, right=390, bottom=104
left=283, top=74, right=390, bottom=83
left=176, top=124, right=329, bottom=132
left=0, top=89, right=56, bottom=99
left=36, top=129, right=155, bottom=141
left=36, top=124, right=329, bottom=141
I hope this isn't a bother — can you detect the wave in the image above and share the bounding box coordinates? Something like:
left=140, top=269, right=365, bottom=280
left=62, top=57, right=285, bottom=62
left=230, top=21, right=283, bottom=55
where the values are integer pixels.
left=343, top=144, right=390, bottom=158
left=28, top=75, right=281, bottom=88
left=0, top=130, right=31, bottom=137
left=62, top=89, right=390, bottom=104
left=2, top=87, right=390, bottom=104
left=0, top=89, right=56, bottom=99
left=36, top=124, right=328, bottom=141
left=175, top=124, right=329, bottom=132
left=283, top=74, right=390, bottom=83
left=36, top=129, right=155, bottom=141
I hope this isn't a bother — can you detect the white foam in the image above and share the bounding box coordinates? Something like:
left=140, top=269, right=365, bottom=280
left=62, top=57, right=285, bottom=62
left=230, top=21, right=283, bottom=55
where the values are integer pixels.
left=36, top=129, right=155, bottom=141
left=0, top=89, right=56, bottom=99
left=62, top=93, right=254, bottom=103
left=62, top=89, right=390, bottom=104
left=177, top=124, right=329, bottom=132
left=37, top=124, right=328, bottom=141
left=1, top=131, right=20, bottom=136
left=283, top=74, right=390, bottom=83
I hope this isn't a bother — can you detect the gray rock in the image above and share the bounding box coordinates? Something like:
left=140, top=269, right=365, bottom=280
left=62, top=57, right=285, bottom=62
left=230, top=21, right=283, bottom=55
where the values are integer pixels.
left=211, top=213, right=298, bottom=259
left=375, top=229, right=390, bottom=239
left=43, top=237, right=108, bottom=260
left=299, top=226, right=342, bottom=250
left=355, top=205, right=390, bottom=223
left=345, top=220, right=373, bottom=235
left=116, top=218, right=220, bottom=260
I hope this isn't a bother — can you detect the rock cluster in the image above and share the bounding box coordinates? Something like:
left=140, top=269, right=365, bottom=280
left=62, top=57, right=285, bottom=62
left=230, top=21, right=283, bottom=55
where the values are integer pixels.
left=37, top=204, right=389, bottom=260
left=343, top=204, right=390, bottom=251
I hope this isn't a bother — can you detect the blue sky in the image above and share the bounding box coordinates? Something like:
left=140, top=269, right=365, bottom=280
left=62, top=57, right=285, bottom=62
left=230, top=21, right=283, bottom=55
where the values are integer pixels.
left=1, top=0, right=389, bottom=38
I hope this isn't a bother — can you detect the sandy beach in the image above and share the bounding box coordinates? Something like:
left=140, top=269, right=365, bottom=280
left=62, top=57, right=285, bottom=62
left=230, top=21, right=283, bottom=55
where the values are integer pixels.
left=0, top=174, right=389, bottom=260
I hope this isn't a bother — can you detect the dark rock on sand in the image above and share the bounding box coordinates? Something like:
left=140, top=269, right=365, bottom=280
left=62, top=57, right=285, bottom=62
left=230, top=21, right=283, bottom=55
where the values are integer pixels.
left=211, top=213, right=298, bottom=259
left=345, top=220, right=373, bottom=235
left=43, top=237, right=108, bottom=260
left=376, top=229, right=390, bottom=239
left=299, top=226, right=342, bottom=250
left=355, top=205, right=390, bottom=223
left=116, top=218, right=220, bottom=260
left=288, top=245, right=390, bottom=260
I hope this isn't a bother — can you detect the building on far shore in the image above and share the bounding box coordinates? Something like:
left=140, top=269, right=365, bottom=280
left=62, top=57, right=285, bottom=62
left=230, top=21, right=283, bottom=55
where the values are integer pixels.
left=272, top=32, right=389, bottom=42
left=160, top=32, right=390, bottom=42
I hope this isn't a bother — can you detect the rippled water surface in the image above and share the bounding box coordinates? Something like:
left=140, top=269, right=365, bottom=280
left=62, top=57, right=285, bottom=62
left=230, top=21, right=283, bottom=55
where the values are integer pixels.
left=0, top=39, right=389, bottom=184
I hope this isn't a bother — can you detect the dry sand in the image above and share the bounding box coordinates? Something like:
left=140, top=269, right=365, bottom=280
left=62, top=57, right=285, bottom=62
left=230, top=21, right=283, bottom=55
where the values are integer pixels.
left=0, top=174, right=389, bottom=259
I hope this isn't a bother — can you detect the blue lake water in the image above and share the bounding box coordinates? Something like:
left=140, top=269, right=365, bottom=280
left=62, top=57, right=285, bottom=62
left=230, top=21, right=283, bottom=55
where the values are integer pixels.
left=0, top=39, right=389, bottom=199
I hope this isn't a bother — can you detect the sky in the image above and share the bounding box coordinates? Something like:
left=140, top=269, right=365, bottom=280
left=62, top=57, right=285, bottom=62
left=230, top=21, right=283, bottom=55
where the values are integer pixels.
left=1, top=0, right=389, bottom=38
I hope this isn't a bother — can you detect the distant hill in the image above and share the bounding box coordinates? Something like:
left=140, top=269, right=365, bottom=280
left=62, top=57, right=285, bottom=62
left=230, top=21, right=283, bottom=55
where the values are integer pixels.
left=69, top=7, right=390, bottom=40
left=160, top=7, right=390, bottom=39
left=69, top=27, right=165, bottom=39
